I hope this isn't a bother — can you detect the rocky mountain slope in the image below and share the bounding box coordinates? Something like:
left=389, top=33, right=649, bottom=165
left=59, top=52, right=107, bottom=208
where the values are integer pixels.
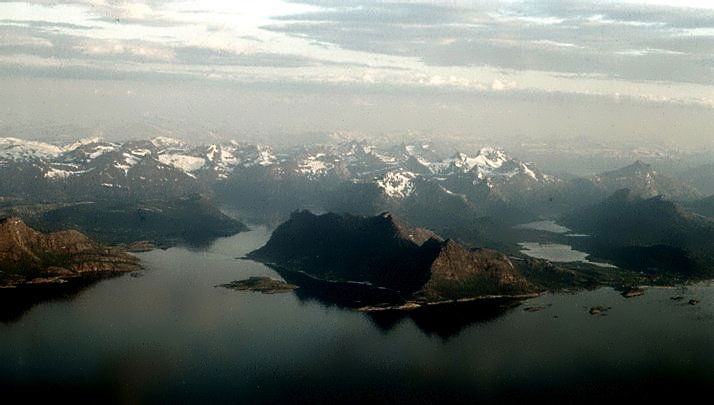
left=0, top=217, right=140, bottom=286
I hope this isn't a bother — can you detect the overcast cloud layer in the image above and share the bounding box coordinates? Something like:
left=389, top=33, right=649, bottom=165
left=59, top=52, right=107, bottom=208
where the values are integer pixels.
left=0, top=0, right=712, bottom=147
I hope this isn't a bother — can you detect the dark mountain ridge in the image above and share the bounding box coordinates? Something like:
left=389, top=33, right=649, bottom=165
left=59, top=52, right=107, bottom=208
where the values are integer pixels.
left=561, top=189, right=714, bottom=276
left=12, top=194, right=248, bottom=248
left=248, top=211, right=537, bottom=303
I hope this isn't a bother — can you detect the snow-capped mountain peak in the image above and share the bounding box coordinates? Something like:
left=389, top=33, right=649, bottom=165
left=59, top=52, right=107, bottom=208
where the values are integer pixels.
left=150, top=136, right=186, bottom=149
left=0, top=137, right=63, bottom=161
left=377, top=170, right=417, bottom=199
left=61, top=137, right=103, bottom=152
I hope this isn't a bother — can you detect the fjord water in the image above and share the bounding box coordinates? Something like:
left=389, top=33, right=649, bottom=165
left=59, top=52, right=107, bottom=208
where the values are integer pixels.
left=1, top=228, right=712, bottom=403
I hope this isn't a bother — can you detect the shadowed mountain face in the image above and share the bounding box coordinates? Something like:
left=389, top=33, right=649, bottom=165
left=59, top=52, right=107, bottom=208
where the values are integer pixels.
left=561, top=189, right=714, bottom=276
left=248, top=211, right=537, bottom=302
left=678, top=163, right=714, bottom=196
left=588, top=161, right=702, bottom=201
left=688, top=195, right=714, bottom=218
left=1, top=194, right=248, bottom=249
left=0, top=217, right=139, bottom=287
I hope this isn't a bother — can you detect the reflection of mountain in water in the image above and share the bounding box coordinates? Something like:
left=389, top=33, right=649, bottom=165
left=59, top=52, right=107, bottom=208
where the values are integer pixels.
left=272, top=266, right=404, bottom=308
left=273, top=266, right=522, bottom=339
left=0, top=276, right=116, bottom=324
left=368, top=300, right=522, bottom=339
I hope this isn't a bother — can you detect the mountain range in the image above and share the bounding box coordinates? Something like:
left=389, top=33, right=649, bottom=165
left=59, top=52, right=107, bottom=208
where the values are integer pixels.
left=5, top=135, right=705, bottom=226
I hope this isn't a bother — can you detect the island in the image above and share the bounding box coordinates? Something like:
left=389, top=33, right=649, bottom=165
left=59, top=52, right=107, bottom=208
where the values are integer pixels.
left=217, top=276, right=298, bottom=294
left=247, top=211, right=542, bottom=308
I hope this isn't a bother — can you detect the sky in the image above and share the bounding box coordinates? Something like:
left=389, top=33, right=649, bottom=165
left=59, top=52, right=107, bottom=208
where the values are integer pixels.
left=0, top=0, right=712, bottom=148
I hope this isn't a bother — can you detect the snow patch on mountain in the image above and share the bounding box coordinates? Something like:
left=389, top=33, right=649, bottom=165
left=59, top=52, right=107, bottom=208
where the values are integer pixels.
left=158, top=154, right=206, bottom=172
left=44, top=164, right=92, bottom=179
left=44, top=167, right=74, bottom=179
left=151, top=136, right=186, bottom=149
left=377, top=170, right=416, bottom=199
left=130, top=148, right=152, bottom=157
left=62, top=137, right=102, bottom=152
left=520, top=162, right=538, bottom=180
left=0, top=137, right=63, bottom=161
left=88, top=145, right=117, bottom=159
left=115, top=153, right=141, bottom=174
left=298, top=156, right=330, bottom=177
left=448, top=147, right=509, bottom=178
left=256, top=148, right=277, bottom=166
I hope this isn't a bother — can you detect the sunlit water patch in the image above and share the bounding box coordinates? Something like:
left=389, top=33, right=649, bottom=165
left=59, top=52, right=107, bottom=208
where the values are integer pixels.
left=519, top=242, right=617, bottom=268
left=514, top=220, right=571, bottom=233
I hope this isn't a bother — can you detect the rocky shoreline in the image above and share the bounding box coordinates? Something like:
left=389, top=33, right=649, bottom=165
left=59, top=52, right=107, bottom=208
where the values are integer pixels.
left=0, top=217, right=141, bottom=288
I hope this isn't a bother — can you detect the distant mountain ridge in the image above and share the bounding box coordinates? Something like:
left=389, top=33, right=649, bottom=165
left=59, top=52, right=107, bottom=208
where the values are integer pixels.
left=1, top=136, right=707, bottom=228
left=561, top=189, right=714, bottom=276
left=0, top=135, right=552, bottom=202
left=587, top=160, right=702, bottom=201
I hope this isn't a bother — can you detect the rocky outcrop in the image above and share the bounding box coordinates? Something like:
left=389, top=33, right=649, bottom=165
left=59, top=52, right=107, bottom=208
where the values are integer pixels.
left=217, top=276, right=298, bottom=294
left=0, top=217, right=139, bottom=286
left=414, top=240, right=535, bottom=301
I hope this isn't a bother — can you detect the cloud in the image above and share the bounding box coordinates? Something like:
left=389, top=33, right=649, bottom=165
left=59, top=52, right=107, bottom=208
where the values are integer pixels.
left=0, top=30, right=53, bottom=48
left=74, top=38, right=175, bottom=61
left=0, top=0, right=711, bottom=112
left=267, top=0, right=713, bottom=85
left=491, top=78, right=517, bottom=91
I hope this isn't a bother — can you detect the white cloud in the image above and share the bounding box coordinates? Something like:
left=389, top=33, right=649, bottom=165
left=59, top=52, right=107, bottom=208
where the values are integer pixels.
left=615, top=48, right=685, bottom=56
left=74, top=39, right=175, bottom=61
left=0, top=32, right=53, bottom=48
left=491, top=78, right=517, bottom=91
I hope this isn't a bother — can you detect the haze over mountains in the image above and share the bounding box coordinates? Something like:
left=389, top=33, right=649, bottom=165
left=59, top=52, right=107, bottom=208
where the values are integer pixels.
left=2, top=136, right=710, bottom=229
left=3, top=134, right=711, bottom=285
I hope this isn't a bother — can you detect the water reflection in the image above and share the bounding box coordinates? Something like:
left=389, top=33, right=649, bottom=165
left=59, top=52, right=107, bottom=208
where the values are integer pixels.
left=0, top=275, right=119, bottom=324
left=1, top=230, right=711, bottom=403
left=367, top=299, right=522, bottom=339
left=0, top=232, right=233, bottom=324
left=270, top=265, right=524, bottom=338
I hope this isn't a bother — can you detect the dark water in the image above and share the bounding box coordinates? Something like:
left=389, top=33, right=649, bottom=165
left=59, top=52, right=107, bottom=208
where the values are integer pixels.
left=1, top=228, right=712, bottom=403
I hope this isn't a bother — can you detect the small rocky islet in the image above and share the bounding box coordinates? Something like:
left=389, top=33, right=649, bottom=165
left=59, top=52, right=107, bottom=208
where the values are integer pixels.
left=217, top=276, right=298, bottom=294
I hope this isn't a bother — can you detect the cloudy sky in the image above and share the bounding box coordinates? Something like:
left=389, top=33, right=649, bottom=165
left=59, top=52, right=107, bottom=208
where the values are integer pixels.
left=1, top=0, right=712, bottom=147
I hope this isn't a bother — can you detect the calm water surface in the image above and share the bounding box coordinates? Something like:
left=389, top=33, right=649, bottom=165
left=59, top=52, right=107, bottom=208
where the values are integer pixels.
left=519, top=242, right=618, bottom=268
left=1, top=228, right=712, bottom=403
